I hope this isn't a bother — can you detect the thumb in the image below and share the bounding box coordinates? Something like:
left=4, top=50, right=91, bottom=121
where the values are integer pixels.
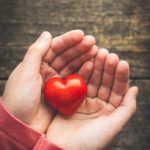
left=108, top=86, right=138, bottom=131
left=121, top=86, right=138, bottom=112
left=22, top=31, right=52, bottom=75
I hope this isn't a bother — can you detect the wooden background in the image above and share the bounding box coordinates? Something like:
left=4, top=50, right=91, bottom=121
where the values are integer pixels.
left=0, top=0, right=150, bottom=149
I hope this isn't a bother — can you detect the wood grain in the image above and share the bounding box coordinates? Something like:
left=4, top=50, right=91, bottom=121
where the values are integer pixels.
left=0, top=0, right=150, bottom=52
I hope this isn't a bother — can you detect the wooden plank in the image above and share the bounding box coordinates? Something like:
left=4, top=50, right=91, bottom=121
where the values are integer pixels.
left=0, top=79, right=150, bottom=149
left=0, top=0, right=150, bottom=52
left=0, top=47, right=149, bottom=78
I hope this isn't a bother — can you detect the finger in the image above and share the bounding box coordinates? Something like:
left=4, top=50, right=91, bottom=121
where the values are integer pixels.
left=51, top=35, right=95, bottom=71
left=88, top=48, right=109, bottom=97
left=98, top=53, right=119, bottom=101
left=109, top=61, right=130, bottom=108
left=59, top=45, right=98, bottom=78
left=22, top=31, right=52, bottom=76
left=78, top=61, right=94, bottom=82
left=44, top=30, right=84, bottom=63
left=108, top=87, right=138, bottom=132
left=40, top=62, right=57, bottom=82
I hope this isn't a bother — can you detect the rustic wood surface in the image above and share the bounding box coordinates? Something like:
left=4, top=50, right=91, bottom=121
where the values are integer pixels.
left=0, top=0, right=150, bottom=149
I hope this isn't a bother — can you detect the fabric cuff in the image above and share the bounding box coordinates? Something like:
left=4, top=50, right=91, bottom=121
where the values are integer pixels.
left=0, top=97, right=64, bottom=149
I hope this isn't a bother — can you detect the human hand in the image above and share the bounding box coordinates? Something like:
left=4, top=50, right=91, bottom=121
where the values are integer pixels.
left=2, top=30, right=97, bottom=133
left=46, top=49, right=138, bottom=150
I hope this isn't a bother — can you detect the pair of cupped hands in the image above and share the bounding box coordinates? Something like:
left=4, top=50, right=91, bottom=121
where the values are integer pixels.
left=3, top=30, right=138, bottom=150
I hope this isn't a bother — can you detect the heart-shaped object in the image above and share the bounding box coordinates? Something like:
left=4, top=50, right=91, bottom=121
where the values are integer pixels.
left=44, top=74, right=87, bottom=116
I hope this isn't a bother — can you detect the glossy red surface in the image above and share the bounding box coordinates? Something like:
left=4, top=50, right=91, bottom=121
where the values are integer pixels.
left=44, top=74, right=87, bottom=116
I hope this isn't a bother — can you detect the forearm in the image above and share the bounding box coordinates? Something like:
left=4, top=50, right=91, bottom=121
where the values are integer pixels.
left=0, top=97, right=63, bottom=150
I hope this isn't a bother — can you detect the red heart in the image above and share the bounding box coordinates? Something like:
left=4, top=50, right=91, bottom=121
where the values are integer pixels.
left=44, top=74, right=87, bottom=116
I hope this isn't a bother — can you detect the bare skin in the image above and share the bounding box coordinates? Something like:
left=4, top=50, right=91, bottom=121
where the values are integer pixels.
left=3, top=30, right=97, bottom=133
left=2, top=30, right=138, bottom=150
left=46, top=49, right=138, bottom=150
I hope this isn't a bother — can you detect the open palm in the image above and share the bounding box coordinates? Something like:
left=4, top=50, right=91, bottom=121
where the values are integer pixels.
left=46, top=49, right=138, bottom=150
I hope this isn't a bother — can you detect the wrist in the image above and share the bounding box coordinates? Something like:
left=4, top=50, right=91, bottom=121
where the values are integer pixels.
left=2, top=96, right=29, bottom=125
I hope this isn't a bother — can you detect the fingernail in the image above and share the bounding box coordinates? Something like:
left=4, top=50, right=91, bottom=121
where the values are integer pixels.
left=37, top=31, right=50, bottom=42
